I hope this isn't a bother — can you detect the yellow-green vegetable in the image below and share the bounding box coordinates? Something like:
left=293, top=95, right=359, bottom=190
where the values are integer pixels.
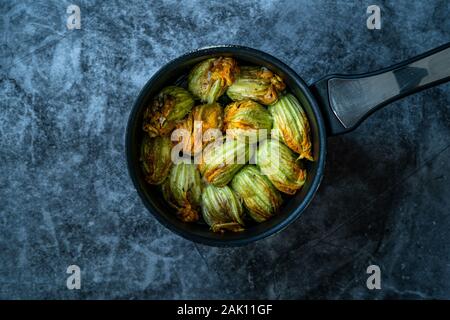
left=174, top=112, right=195, bottom=156
left=162, top=163, right=202, bottom=222
left=224, top=100, right=272, bottom=138
left=257, top=139, right=307, bottom=195
left=188, top=57, right=239, bottom=103
left=143, top=86, right=194, bottom=137
left=198, top=138, right=253, bottom=187
left=269, top=94, right=313, bottom=161
left=175, top=103, right=224, bottom=155
left=231, top=165, right=282, bottom=222
left=227, top=66, right=286, bottom=105
left=192, top=102, right=224, bottom=134
left=202, top=185, right=244, bottom=233
left=140, top=135, right=172, bottom=185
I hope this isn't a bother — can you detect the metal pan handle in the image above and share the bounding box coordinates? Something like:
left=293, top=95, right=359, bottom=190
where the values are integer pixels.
left=310, top=42, right=450, bottom=135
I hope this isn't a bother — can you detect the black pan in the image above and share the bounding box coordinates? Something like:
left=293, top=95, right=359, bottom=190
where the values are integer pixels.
left=126, top=43, right=450, bottom=246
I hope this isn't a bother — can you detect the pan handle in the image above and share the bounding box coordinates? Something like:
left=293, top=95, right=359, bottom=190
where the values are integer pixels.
left=310, top=42, right=450, bottom=135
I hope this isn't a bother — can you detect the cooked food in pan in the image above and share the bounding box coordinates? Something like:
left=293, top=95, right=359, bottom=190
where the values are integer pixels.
left=140, top=57, right=313, bottom=233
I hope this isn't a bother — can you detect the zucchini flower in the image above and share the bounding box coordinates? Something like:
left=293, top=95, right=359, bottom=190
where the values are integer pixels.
left=140, top=135, right=172, bottom=185
left=188, top=57, right=239, bottom=103
left=224, top=100, right=272, bottom=139
left=162, top=163, right=202, bottom=222
left=227, top=66, right=286, bottom=105
left=192, top=102, right=224, bottom=134
left=198, top=138, right=253, bottom=187
left=202, top=185, right=245, bottom=233
left=269, top=93, right=313, bottom=161
left=174, top=103, right=224, bottom=155
left=231, top=165, right=282, bottom=223
left=143, top=86, right=194, bottom=137
left=256, top=139, right=307, bottom=195
left=174, top=112, right=195, bottom=156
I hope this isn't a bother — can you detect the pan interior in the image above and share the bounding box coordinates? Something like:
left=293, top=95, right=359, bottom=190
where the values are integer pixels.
left=126, top=47, right=326, bottom=245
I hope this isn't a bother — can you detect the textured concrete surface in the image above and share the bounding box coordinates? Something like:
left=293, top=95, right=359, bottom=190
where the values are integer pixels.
left=1, top=0, right=449, bottom=299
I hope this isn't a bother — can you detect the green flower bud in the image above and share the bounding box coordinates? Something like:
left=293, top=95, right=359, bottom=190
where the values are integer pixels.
left=199, top=138, right=254, bottom=187
left=175, top=103, right=224, bottom=155
left=162, top=163, right=202, bottom=222
left=188, top=57, right=239, bottom=104
left=202, top=185, right=244, bottom=233
left=224, top=100, right=272, bottom=138
left=231, top=165, right=282, bottom=223
left=140, top=135, right=172, bottom=185
left=256, top=139, right=307, bottom=195
left=269, top=93, right=313, bottom=161
left=143, top=86, right=194, bottom=137
left=192, top=102, right=224, bottom=133
left=174, top=112, right=195, bottom=156
left=227, top=66, right=286, bottom=105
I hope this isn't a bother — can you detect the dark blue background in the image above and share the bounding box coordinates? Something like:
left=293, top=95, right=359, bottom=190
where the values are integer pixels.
left=1, top=0, right=449, bottom=299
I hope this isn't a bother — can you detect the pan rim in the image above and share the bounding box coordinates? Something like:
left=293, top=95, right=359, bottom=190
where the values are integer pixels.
left=125, top=45, right=327, bottom=246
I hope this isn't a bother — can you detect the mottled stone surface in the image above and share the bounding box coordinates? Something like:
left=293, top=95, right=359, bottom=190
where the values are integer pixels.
left=0, top=0, right=449, bottom=299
